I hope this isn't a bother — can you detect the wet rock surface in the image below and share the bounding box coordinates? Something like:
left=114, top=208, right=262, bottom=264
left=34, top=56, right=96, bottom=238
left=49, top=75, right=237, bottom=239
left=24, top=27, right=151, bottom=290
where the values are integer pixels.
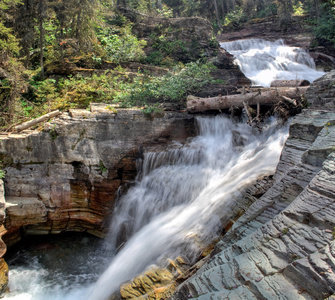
left=171, top=72, right=335, bottom=299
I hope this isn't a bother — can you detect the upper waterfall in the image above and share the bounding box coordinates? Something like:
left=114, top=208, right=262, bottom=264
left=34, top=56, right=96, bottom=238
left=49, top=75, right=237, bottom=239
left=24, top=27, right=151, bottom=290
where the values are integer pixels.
left=220, top=39, right=325, bottom=87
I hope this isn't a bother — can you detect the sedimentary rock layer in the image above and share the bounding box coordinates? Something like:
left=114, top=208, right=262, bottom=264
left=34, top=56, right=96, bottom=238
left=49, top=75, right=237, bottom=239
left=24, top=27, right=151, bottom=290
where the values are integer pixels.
left=172, top=112, right=335, bottom=298
left=0, top=109, right=195, bottom=244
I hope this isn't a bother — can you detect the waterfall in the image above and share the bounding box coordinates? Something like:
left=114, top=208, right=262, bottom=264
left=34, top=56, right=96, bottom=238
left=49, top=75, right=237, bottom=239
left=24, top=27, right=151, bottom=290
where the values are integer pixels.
left=89, top=116, right=289, bottom=300
left=5, top=38, right=312, bottom=300
left=220, top=38, right=325, bottom=87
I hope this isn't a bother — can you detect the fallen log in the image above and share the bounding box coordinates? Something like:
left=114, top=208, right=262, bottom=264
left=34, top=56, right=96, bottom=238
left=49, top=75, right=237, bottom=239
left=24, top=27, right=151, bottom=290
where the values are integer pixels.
left=187, top=87, right=308, bottom=113
left=270, top=79, right=310, bottom=87
left=14, top=110, right=61, bottom=132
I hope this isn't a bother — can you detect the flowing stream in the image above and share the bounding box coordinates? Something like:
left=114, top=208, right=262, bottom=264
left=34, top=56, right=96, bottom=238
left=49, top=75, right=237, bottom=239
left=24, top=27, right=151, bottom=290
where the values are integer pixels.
left=220, top=38, right=325, bottom=86
left=4, top=38, right=322, bottom=300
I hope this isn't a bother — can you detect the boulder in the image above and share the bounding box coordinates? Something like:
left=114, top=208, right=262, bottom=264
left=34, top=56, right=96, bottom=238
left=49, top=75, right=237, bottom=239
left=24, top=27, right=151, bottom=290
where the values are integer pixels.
left=305, top=70, right=335, bottom=110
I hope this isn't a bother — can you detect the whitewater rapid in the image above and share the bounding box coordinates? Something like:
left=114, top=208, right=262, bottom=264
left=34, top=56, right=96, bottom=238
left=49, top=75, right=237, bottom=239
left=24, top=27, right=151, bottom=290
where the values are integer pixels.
left=220, top=38, right=325, bottom=87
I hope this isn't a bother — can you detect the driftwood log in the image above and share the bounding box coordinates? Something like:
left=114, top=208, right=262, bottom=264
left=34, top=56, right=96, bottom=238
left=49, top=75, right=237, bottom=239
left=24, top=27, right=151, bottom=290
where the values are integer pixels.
left=14, top=110, right=61, bottom=132
left=187, top=87, right=308, bottom=113
left=270, top=79, right=310, bottom=87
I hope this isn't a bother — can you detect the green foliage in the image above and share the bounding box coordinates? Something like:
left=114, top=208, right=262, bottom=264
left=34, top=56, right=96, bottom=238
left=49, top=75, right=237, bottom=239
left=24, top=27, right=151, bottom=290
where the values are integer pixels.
left=144, top=32, right=190, bottom=66
left=256, top=3, right=278, bottom=18
left=97, top=25, right=146, bottom=64
left=0, top=22, right=20, bottom=56
left=142, top=104, right=164, bottom=116
left=293, top=1, right=306, bottom=16
left=313, top=3, right=335, bottom=48
left=156, top=4, right=174, bottom=18
left=224, top=7, right=248, bottom=28
left=153, top=35, right=186, bottom=55
left=21, top=61, right=216, bottom=113
left=144, top=50, right=166, bottom=65
left=49, top=125, right=58, bottom=140
left=99, top=160, right=107, bottom=173
left=114, top=61, right=216, bottom=106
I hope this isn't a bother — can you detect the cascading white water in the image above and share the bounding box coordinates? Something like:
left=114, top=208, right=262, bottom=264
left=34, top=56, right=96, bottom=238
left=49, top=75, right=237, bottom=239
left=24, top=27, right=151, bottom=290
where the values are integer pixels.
left=5, top=38, right=313, bottom=300
left=4, top=117, right=289, bottom=300
left=89, top=116, right=289, bottom=300
left=220, top=38, right=325, bottom=87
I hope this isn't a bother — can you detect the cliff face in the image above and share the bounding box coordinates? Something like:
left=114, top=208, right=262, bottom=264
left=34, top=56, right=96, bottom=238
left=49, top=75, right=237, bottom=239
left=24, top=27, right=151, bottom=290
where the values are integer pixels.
left=0, top=109, right=195, bottom=247
left=172, top=72, right=335, bottom=299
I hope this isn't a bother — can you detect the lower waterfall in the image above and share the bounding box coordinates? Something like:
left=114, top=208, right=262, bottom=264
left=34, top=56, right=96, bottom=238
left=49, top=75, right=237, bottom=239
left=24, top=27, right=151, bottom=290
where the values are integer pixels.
left=220, top=38, right=325, bottom=87
left=3, top=116, right=289, bottom=300
left=89, top=116, right=289, bottom=300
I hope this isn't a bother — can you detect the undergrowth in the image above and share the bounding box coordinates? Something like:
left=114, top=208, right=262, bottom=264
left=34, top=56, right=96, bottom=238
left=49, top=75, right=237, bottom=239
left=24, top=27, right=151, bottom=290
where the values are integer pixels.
left=19, top=61, right=216, bottom=117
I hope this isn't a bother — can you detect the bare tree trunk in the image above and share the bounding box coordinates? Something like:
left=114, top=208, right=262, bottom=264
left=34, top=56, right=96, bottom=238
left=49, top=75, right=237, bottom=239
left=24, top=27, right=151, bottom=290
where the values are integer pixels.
left=25, top=48, right=30, bottom=69
left=213, top=0, right=222, bottom=27
left=219, top=0, right=226, bottom=20
left=187, top=87, right=308, bottom=113
left=270, top=79, right=310, bottom=87
left=157, top=0, right=162, bottom=10
left=14, top=110, right=61, bottom=132
left=60, top=27, right=64, bottom=63
left=38, top=0, right=45, bottom=79
left=76, top=6, right=82, bottom=47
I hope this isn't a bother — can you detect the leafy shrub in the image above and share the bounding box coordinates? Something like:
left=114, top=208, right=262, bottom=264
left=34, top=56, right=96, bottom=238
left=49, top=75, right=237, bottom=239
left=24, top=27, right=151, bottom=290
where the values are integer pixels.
left=313, top=3, right=335, bottom=48
left=224, top=7, right=248, bottom=28
left=156, top=4, right=173, bottom=18
left=97, top=25, right=146, bottom=64
left=21, top=61, right=216, bottom=114
left=114, top=61, right=216, bottom=106
left=144, top=50, right=166, bottom=65
left=293, top=1, right=305, bottom=16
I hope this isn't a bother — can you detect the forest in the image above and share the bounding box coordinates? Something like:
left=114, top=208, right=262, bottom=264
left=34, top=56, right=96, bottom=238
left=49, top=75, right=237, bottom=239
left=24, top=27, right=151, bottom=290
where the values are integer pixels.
left=0, top=0, right=334, bottom=129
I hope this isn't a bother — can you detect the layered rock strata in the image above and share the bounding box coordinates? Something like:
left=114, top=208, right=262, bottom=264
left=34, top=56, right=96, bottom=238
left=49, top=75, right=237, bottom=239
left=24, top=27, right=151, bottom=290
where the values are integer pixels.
left=0, top=109, right=195, bottom=246
left=172, top=75, right=335, bottom=299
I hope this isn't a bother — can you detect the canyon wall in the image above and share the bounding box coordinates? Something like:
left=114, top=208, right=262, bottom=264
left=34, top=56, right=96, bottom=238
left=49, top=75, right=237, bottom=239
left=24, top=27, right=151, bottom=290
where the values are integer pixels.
left=0, top=109, right=195, bottom=247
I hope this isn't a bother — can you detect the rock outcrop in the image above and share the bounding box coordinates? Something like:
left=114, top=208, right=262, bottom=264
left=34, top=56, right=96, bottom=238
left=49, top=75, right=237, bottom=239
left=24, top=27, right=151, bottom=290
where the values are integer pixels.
left=0, top=109, right=195, bottom=246
left=305, top=70, right=335, bottom=110
left=218, top=16, right=313, bottom=47
left=172, top=72, right=335, bottom=299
